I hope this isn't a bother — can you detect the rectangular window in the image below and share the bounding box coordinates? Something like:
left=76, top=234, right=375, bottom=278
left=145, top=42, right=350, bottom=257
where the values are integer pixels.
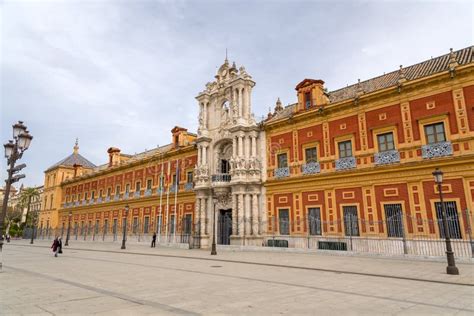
left=122, top=218, right=127, bottom=232
left=125, top=184, right=130, bottom=193
left=159, top=176, right=164, bottom=188
left=278, top=209, right=290, bottom=235
left=95, top=220, right=100, bottom=234
left=435, top=201, right=462, bottom=239
left=144, top=216, right=150, bottom=234
left=84, top=192, right=88, bottom=200
left=308, top=207, right=322, bottom=235
left=384, top=204, right=404, bottom=238
left=187, top=171, right=193, bottom=183
left=146, top=179, right=152, bottom=190
left=304, top=92, right=311, bottom=109
left=115, top=185, right=120, bottom=194
left=88, top=221, right=92, bottom=234
left=113, top=219, right=118, bottom=234
left=277, top=153, right=288, bottom=168
left=338, top=140, right=353, bottom=158
left=80, top=221, right=85, bottom=235
left=133, top=217, right=138, bottom=234
left=424, top=122, right=446, bottom=144
left=135, top=182, right=141, bottom=192
left=377, top=132, right=395, bottom=152
left=172, top=174, right=177, bottom=185
left=99, top=190, right=103, bottom=197
left=91, top=191, right=95, bottom=199
left=184, top=214, right=192, bottom=235
left=107, top=188, right=111, bottom=197
left=305, top=147, right=317, bottom=163
left=104, top=219, right=109, bottom=234
left=170, top=215, right=176, bottom=234
left=343, top=206, right=360, bottom=236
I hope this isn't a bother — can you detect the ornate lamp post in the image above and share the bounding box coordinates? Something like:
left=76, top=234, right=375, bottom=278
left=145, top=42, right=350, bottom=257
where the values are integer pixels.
left=65, top=211, right=72, bottom=246
left=1, top=121, right=33, bottom=272
left=432, top=168, right=459, bottom=275
left=211, top=198, right=217, bottom=255
left=121, top=204, right=129, bottom=250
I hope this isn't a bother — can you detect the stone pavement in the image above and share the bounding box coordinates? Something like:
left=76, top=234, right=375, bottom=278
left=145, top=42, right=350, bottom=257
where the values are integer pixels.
left=0, top=240, right=473, bottom=315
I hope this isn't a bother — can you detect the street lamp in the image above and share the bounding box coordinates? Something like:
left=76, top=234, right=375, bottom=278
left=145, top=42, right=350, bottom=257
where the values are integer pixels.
left=121, top=205, right=129, bottom=249
left=211, top=198, right=217, bottom=255
left=1, top=121, right=33, bottom=272
left=432, top=168, right=459, bottom=275
left=65, top=211, right=72, bottom=246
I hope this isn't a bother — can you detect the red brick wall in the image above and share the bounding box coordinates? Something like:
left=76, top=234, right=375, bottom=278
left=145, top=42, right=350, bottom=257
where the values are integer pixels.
left=269, top=131, right=294, bottom=166
left=374, top=183, right=414, bottom=234
left=410, top=91, right=458, bottom=140
left=335, top=187, right=364, bottom=233
left=297, top=124, right=324, bottom=159
left=329, top=115, right=361, bottom=154
left=463, top=85, right=474, bottom=131
left=365, top=103, right=404, bottom=148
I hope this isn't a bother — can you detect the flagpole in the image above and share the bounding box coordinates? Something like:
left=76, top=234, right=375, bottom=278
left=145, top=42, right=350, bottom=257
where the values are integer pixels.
left=165, top=160, right=171, bottom=244
left=173, top=158, right=179, bottom=244
left=158, top=158, right=164, bottom=244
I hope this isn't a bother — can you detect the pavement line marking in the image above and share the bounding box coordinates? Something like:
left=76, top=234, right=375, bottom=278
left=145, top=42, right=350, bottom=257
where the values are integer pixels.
left=9, top=244, right=473, bottom=287
left=4, top=265, right=199, bottom=316
left=31, top=249, right=474, bottom=313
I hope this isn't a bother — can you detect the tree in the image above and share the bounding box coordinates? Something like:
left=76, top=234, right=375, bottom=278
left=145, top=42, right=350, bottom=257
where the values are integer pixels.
left=4, top=205, right=22, bottom=236
left=18, top=187, right=40, bottom=227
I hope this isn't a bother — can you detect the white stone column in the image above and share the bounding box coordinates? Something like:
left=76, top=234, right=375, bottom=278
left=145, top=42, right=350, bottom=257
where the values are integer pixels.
left=197, top=145, right=202, bottom=165
left=238, top=136, right=243, bottom=157
left=202, top=146, right=207, bottom=165
left=251, top=136, right=257, bottom=157
left=232, top=194, right=237, bottom=236
left=200, top=198, right=206, bottom=235
left=247, top=86, right=252, bottom=119
left=245, top=194, right=251, bottom=236
left=244, top=135, right=250, bottom=158
left=238, top=194, right=244, bottom=236
left=252, top=194, right=259, bottom=235
left=232, top=137, right=237, bottom=157
left=238, top=88, right=243, bottom=117
left=203, top=102, right=208, bottom=129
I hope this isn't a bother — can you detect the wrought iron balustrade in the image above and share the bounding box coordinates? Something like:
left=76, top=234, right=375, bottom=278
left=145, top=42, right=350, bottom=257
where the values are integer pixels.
left=134, top=191, right=140, bottom=198
left=156, top=187, right=164, bottom=194
left=114, top=194, right=120, bottom=201
left=170, top=184, right=178, bottom=193
left=89, top=198, right=95, bottom=205
left=184, top=183, right=194, bottom=191
left=82, top=200, right=87, bottom=206
left=144, top=189, right=152, bottom=197
left=211, top=174, right=231, bottom=182
left=74, top=201, right=79, bottom=207
left=105, top=196, right=111, bottom=202
left=335, top=157, right=356, bottom=171
left=301, top=162, right=321, bottom=175
left=422, top=141, right=453, bottom=159
left=374, top=150, right=400, bottom=165
left=274, top=167, right=290, bottom=178
left=123, top=192, right=129, bottom=200
left=97, top=197, right=103, bottom=203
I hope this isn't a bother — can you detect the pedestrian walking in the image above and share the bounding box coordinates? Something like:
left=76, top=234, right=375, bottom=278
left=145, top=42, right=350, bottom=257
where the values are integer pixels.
left=151, top=232, right=157, bottom=248
left=51, top=236, right=59, bottom=257
left=58, top=237, right=63, bottom=254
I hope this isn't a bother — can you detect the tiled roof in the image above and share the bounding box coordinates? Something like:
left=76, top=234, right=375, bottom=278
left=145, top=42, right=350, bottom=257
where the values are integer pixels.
left=46, top=153, right=96, bottom=171
left=266, top=46, right=473, bottom=123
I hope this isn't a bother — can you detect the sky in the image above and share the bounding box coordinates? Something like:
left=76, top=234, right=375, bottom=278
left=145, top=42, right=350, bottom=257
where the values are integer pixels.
left=1, top=0, right=473, bottom=188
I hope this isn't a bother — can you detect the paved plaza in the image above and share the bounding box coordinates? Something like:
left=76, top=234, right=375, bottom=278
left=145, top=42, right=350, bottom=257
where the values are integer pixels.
left=0, top=240, right=473, bottom=315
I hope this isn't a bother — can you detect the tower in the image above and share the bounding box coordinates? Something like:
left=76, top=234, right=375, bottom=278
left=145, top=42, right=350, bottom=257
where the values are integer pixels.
left=194, top=59, right=265, bottom=247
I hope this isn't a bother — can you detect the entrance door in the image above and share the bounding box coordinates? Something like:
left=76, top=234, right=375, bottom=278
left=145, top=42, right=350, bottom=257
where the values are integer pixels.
left=218, top=209, right=232, bottom=245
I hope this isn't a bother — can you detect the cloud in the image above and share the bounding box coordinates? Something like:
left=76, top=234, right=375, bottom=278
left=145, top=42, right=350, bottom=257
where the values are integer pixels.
left=1, top=0, right=472, bottom=187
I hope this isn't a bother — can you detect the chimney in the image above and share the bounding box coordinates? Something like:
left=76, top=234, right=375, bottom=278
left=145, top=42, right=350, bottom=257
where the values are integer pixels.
left=107, top=147, right=121, bottom=167
left=295, top=79, right=329, bottom=112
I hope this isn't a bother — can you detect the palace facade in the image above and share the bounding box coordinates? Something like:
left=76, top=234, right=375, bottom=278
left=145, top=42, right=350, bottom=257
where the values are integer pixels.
left=39, top=47, right=474, bottom=254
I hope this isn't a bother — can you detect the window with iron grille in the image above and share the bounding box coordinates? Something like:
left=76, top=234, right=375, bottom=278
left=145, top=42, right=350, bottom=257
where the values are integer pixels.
left=338, top=141, right=353, bottom=158
left=144, top=216, right=150, bottom=234
left=95, top=220, right=100, bottom=234
left=308, top=207, right=322, bottom=235
left=277, top=153, right=288, bottom=168
left=104, top=219, right=109, bottom=234
left=113, top=219, right=117, bottom=234
left=435, top=201, right=462, bottom=239
left=305, top=147, right=317, bottom=163
left=170, top=215, right=176, bottom=234
left=304, top=92, right=311, bottom=109
left=135, top=182, right=141, bottom=192
left=187, top=171, right=193, bottom=183
left=343, top=206, right=360, bottom=236
left=184, top=214, right=192, bottom=235
left=147, top=179, right=152, bottom=190
left=384, top=204, right=404, bottom=238
left=424, top=122, right=446, bottom=144
left=279, top=209, right=290, bottom=235
left=133, top=217, right=138, bottom=234
left=125, top=184, right=130, bottom=194
left=115, top=185, right=120, bottom=194
left=377, top=132, right=395, bottom=152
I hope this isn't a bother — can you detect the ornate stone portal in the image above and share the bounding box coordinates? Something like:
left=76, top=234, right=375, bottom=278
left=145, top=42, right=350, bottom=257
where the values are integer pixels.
left=194, top=58, right=265, bottom=247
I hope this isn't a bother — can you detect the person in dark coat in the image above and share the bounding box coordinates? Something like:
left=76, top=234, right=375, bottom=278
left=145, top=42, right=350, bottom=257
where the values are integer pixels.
left=58, top=237, right=63, bottom=254
left=51, top=237, right=59, bottom=257
left=151, top=232, right=157, bottom=248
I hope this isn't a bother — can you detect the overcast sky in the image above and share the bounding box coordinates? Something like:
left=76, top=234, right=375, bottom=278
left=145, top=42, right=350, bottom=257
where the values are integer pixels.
left=1, top=0, right=473, bottom=187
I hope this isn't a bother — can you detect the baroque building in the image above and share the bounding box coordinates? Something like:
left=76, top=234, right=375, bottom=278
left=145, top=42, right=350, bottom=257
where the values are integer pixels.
left=39, top=47, right=474, bottom=256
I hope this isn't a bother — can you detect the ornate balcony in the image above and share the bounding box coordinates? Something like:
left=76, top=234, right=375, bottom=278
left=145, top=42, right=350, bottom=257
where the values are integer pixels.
left=123, top=192, right=130, bottom=200
left=89, top=198, right=95, bottom=205
left=156, top=187, right=164, bottom=195
left=335, top=157, right=356, bottom=171
left=422, top=141, right=453, bottom=159
left=301, top=162, right=321, bottom=175
left=274, top=167, right=290, bottom=178
left=105, top=196, right=111, bottom=202
left=97, top=197, right=103, bottom=203
left=374, top=150, right=400, bottom=165
left=211, top=174, right=231, bottom=182
left=144, top=189, right=152, bottom=197
left=134, top=191, right=140, bottom=198
left=82, top=200, right=87, bottom=206
left=170, top=184, right=178, bottom=193
left=185, top=183, right=194, bottom=191
left=114, top=194, right=120, bottom=201
left=74, top=201, right=79, bottom=207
